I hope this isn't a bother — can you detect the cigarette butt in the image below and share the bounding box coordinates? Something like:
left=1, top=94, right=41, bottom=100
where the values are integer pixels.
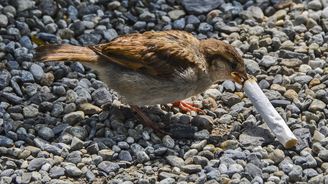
left=244, top=77, right=298, bottom=148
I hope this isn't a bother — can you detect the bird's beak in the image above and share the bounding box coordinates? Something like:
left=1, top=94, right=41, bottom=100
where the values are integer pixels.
left=231, top=72, right=248, bottom=85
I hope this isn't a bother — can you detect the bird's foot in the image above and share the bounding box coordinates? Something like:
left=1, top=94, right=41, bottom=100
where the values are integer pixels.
left=172, top=101, right=204, bottom=113
left=131, top=105, right=168, bottom=135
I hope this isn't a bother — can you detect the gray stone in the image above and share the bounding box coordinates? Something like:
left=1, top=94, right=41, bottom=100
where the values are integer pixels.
left=162, top=135, right=175, bottom=148
left=181, top=164, right=202, bottom=174
left=78, top=33, right=101, bottom=46
left=172, top=18, right=185, bottom=30
left=92, top=88, right=113, bottom=106
left=194, top=129, right=210, bottom=139
left=159, top=178, right=175, bottom=184
left=139, top=11, right=155, bottom=21
left=222, top=80, right=235, bottom=92
left=309, top=99, right=326, bottom=112
left=245, top=163, right=262, bottom=178
left=63, top=111, right=85, bottom=125
left=65, top=164, right=82, bottom=177
left=226, top=163, right=244, bottom=175
left=118, top=141, right=129, bottom=149
left=11, top=0, right=35, bottom=11
left=269, top=149, right=285, bottom=164
left=86, top=170, right=95, bottom=182
left=293, top=75, right=313, bottom=85
left=303, top=168, right=318, bottom=178
left=248, top=6, right=264, bottom=21
left=67, top=126, right=88, bottom=140
left=136, top=151, right=150, bottom=163
left=0, top=70, right=12, bottom=89
left=38, top=127, right=55, bottom=140
left=245, top=59, right=261, bottom=75
left=191, top=115, right=213, bottom=130
left=49, top=166, right=65, bottom=178
left=193, top=156, right=209, bottom=167
left=71, top=62, right=85, bottom=73
left=198, top=23, right=213, bottom=33
left=222, top=92, right=241, bottom=107
left=168, top=10, right=185, bottom=20
left=23, top=105, right=39, bottom=118
left=103, top=29, right=118, bottom=41
left=0, top=14, right=8, bottom=27
left=181, top=0, right=224, bottom=14
left=191, top=140, right=207, bottom=150
left=53, top=86, right=66, bottom=96
left=30, top=64, right=44, bottom=81
left=39, top=0, right=57, bottom=16
left=289, top=165, right=303, bottom=182
left=241, top=123, right=273, bottom=146
left=97, top=161, right=120, bottom=173
left=28, top=158, right=47, bottom=171
left=318, top=149, right=328, bottom=161
left=166, top=155, right=185, bottom=167
left=119, top=150, right=132, bottom=161
left=0, top=136, right=14, bottom=147
left=260, top=56, right=277, bottom=68
left=308, top=0, right=323, bottom=10
left=66, top=151, right=82, bottom=164
left=70, top=137, right=84, bottom=151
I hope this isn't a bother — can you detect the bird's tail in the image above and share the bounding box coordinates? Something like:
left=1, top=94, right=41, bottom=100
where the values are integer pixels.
left=34, top=45, right=100, bottom=63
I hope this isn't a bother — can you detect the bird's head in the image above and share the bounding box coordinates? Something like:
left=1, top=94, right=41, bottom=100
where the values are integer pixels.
left=200, top=39, right=248, bottom=84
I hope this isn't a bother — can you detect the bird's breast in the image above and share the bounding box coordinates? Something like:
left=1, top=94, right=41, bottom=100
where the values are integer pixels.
left=104, top=65, right=212, bottom=106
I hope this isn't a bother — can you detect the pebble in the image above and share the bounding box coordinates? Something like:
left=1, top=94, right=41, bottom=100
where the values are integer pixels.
left=289, top=165, right=303, bottom=182
left=166, top=155, right=185, bottom=167
left=91, top=88, right=113, bottom=106
left=0, top=70, right=11, bottom=89
left=79, top=103, right=102, bottom=115
left=0, top=14, right=8, bottom=27
left=99, top=149, right=114, bottom=160
left=162, top=135, right=175, bottom=148
left=119, top=150, right=133, bottom=161
left=136, top=151, right=150, bottom=163
left=65, top=164, right=82, bottom=177
left=66, top=151, right=82, bottom=164
left=23, top=105, right=39, bottom=118
left=49, top=166, right=65, bottom=178
left=168, top=10, right=185, bottom=20
left=63, top=111, right=85, bottom=125
left=28, top=158, right=47, bottom=171
left=97, top=161, right=120, bottom=173
left=70, top=137, right=84, bottom=151
left=309, top=99, right=326, bottom=112
left=0, top=136, right=14, bottom=147
left=318, top=150, right=328, bottom=161
left=181, top=164, right=202, bottom=174
left=38, top=127, right=55, bottom=140
left=181, top=0, right=224, bottom=14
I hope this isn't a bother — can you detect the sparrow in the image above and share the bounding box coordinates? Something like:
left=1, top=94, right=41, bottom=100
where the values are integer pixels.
left=35, top=30, right=248, bottom=133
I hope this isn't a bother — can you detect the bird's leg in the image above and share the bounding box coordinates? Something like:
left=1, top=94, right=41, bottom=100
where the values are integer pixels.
left=172, top=101, right=204, bottom=113
left=130, top=105, right=167, bottom=135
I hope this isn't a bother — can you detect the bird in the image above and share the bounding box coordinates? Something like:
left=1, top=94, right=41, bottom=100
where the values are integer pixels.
left=35, top=30, right=248, bottom=134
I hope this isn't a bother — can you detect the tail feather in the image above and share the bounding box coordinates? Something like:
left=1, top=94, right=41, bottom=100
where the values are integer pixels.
left=34, top=45, right=99, bottom=63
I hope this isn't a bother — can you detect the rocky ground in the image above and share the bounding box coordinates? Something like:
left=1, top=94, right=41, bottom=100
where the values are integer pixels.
left=0, top=0, right=328, bottom=183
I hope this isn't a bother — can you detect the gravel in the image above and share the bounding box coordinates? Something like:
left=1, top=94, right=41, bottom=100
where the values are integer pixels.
left=1, top=0, right=328, bottom=183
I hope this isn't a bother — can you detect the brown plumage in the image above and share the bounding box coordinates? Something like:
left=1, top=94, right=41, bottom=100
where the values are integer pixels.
left=35, top=30, right=247, bottom=106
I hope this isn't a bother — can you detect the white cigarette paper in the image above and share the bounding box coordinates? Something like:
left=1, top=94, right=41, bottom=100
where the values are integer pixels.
left=244, top=78, right=298, bottom=148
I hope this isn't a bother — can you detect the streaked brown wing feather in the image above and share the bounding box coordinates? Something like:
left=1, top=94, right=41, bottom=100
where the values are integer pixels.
left=89, top=30, right=205, bottom=77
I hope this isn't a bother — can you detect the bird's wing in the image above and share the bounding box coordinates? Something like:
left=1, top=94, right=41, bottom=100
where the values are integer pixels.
left=89, top=30, right=206, bottom=78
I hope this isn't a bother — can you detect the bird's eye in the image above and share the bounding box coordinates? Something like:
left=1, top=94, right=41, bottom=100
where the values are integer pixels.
left=230, top=62, right=237, bottom=70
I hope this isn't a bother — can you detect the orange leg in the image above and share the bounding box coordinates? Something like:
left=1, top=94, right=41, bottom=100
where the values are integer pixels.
left=172, top=101, right=204, bottom=113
